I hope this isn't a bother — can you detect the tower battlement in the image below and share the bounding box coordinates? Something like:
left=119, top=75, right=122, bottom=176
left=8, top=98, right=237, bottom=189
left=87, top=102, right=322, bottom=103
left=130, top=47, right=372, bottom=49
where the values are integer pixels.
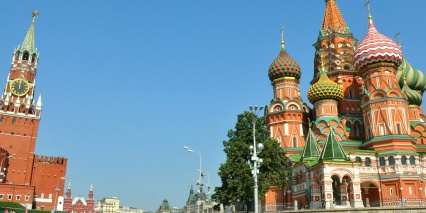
left=34, top=155, right=67, bottom=165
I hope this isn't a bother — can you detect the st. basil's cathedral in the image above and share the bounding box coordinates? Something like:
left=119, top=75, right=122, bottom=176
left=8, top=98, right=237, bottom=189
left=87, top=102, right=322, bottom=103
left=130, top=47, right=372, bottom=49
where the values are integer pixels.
left=263, top=0, right=426, bottom=210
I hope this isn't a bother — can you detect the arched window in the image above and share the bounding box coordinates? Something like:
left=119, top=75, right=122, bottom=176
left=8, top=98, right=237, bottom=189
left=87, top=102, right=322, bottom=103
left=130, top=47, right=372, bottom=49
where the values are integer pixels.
left=355, top=156, right=361, bottom=162
left=31, top=54, right=37, bottom=63
left=354, top=121, right=360, bottom=136
left=401, top=155, right=407, bottom=165
left=409, top=156, right=416, bottom=165
left=346, top=121, right=352, bottom=131
left=388, top=156, right=395, bottom=165
left=348, top=87, right=354, bottom=99
left=365, top=157, right=371, bottom=166
left=23, top=51, right=29, bottom=61
left=379, top=157, right=385, bottom=166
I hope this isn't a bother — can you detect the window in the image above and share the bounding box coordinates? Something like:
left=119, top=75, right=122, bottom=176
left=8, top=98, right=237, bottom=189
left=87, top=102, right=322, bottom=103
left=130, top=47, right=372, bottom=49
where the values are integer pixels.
left=288, top=89, right=292, bottom=99
left=331, top=106, right=333, bottom=114
left=49, top=194, right=52, bottom=199
left=41, top=193, right=44, bottom=199
left=23, top=52, right=29, bottom=61
left=365, top=157, right=371, bottom=166
left=355, top=157, right=361, bottom=162
left=0, top=194, right=3, bottom=199
left=355, top=121, right=360, bottom=136
left=388, top=156, right=395, bottom=165
left=401, top=156, right=407, bottom=165
left=349, top=87, right=354, bottom=98
left=409, top=187, right=412, bottom=195
left=376, top=77, right=380, bottom=88
left=379, top=157, right=385, bottom=166
left=7, top=195, right=12, bottom=200
left=387, top=77, right=390, bottom=86
left=390, top=188, right=393, bottom=195
left=396, top=124, right=401, bottom=134
left=346, top=121, right=352, bottom=131
left=379, top=124, right=385, bottom=136
left=16, top=195, right=21, bottom=200
left=25, top=196, right=29, bottom=201
left=293, top=138, right=297, bottom=147
left=410, top=156, right=416, bottom=165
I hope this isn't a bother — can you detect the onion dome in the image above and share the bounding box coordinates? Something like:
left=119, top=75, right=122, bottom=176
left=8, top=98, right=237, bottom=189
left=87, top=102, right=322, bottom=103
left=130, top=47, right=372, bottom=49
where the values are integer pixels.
left=307, top=71, right=344, bottom=104
left=401, top=77, right=423, bottom=105
left=396, top=59, right=426, bottom=94
left=353, top=16, right=402, bottom=72
left=268, top=40, right=301, bottom=81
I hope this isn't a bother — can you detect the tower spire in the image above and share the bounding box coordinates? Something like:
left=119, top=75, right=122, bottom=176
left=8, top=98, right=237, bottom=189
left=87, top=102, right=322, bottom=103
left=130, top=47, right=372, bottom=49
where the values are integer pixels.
left=21, top=11, right=38, bottom=53
left=321, top=0, right=348, bottom=35
left=280, top=27, right=285, bottom=49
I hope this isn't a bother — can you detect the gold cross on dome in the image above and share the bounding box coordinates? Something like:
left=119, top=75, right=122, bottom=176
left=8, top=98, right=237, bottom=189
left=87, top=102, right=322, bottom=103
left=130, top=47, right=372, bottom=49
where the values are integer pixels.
left=365, top=0, right=371, bottom=16
left=395, top=32, right=402, bottom=48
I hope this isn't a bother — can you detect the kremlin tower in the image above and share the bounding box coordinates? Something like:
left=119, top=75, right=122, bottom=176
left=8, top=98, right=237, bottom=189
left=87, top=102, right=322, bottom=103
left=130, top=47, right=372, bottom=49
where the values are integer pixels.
left=262, top=0, right=426, bottom=210
left=0, top=12, right=68, bottom=210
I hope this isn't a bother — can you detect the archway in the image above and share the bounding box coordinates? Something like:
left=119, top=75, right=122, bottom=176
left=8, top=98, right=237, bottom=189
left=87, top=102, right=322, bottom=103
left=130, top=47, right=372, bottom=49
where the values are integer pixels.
left=361, top=182, right=380, bottom=207
left=331, top=175, right=341, bottom=205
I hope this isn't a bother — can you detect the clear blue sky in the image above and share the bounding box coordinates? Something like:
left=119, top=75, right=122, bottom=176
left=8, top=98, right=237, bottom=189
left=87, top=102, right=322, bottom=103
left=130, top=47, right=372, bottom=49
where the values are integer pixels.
left=1, top=1, right=425, bottom=211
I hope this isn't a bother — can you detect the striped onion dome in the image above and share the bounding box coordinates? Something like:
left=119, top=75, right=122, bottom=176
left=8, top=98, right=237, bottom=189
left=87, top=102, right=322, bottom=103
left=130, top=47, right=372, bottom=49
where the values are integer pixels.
left=396, top=59, right=426, bottom=94
left=401, top=78, right=423, bottom=105
left=268, top=41, right=301, bottom=81
left=353, top=17, right=402, bottom=72
left=307, top=72, right=343, bottom=104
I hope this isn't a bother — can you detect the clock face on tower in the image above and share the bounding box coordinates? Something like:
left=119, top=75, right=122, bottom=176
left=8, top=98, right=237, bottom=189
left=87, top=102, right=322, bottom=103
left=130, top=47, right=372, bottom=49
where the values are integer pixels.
left=10, top=78, right=30, bottom=96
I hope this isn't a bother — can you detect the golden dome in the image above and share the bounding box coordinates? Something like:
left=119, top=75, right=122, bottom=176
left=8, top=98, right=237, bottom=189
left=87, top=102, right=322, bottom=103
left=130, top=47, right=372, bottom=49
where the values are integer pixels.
left=307, top=72, right=343, bottom=104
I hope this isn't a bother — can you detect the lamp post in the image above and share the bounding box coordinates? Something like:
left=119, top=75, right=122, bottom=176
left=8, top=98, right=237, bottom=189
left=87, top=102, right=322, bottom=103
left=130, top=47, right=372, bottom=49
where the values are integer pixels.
left=54, top=176, right=66, bottom=211
left=0, top=154, right=15, bottom=182
left=248, top=105, right=264, bottom=213
left=184, top=146, right=203, bottom=213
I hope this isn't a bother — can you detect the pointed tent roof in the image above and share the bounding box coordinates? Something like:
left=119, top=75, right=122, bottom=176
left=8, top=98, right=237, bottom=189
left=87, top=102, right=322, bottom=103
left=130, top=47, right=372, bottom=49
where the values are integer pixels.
left=20, top=11, right=38, bottom=54
left=319, top=129, right=349, bottom=162
left=301, top=129, right=320, bottom=162
left=321, top=0, right=349, bottom=36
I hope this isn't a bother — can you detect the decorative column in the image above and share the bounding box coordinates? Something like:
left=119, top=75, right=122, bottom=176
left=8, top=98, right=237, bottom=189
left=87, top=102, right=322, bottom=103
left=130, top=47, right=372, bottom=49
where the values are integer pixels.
left=340, top=180, right=350, bottom=207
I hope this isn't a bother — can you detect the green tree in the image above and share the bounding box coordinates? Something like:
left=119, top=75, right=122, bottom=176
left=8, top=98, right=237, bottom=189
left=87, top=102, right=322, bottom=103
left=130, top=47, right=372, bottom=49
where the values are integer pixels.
left=215, top=111, right=289, bottom=211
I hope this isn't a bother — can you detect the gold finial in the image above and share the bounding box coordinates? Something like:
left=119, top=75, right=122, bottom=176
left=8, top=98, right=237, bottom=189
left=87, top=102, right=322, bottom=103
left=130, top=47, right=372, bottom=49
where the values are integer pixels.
left=280, top=26, right=285, bottom=49
left=365, top=0, right=372, bottom=22
left=32, top=10, right=39, bottom=20
left=395, top=32, right=402, bottom=49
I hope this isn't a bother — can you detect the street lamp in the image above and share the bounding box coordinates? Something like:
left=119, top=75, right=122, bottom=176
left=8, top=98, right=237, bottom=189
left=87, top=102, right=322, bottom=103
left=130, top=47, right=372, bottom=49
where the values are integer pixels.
left=184, top=146, right=203, bottom=213
left=0, top=154, right=15, bottom=182
left=199, top=170, right=211, bottom=213
left=54, top=176, right=66, bottom=211
left=248, top=105, right=264, bottom=213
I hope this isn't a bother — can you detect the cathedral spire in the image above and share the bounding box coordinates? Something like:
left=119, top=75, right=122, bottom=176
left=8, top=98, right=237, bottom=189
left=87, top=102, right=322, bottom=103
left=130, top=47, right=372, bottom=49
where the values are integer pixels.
left=321, top=0, right=349, bottom=36
left=319, top=129, right=348, bottom=162
left=20, top=11, right=38, bottom=53
left=301, top=128, right=319, bottom=162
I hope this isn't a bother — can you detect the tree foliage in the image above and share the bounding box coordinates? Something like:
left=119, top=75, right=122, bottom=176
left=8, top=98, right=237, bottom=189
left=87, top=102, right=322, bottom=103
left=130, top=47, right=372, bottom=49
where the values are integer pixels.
left=214, top=111, right=289, bottom=208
